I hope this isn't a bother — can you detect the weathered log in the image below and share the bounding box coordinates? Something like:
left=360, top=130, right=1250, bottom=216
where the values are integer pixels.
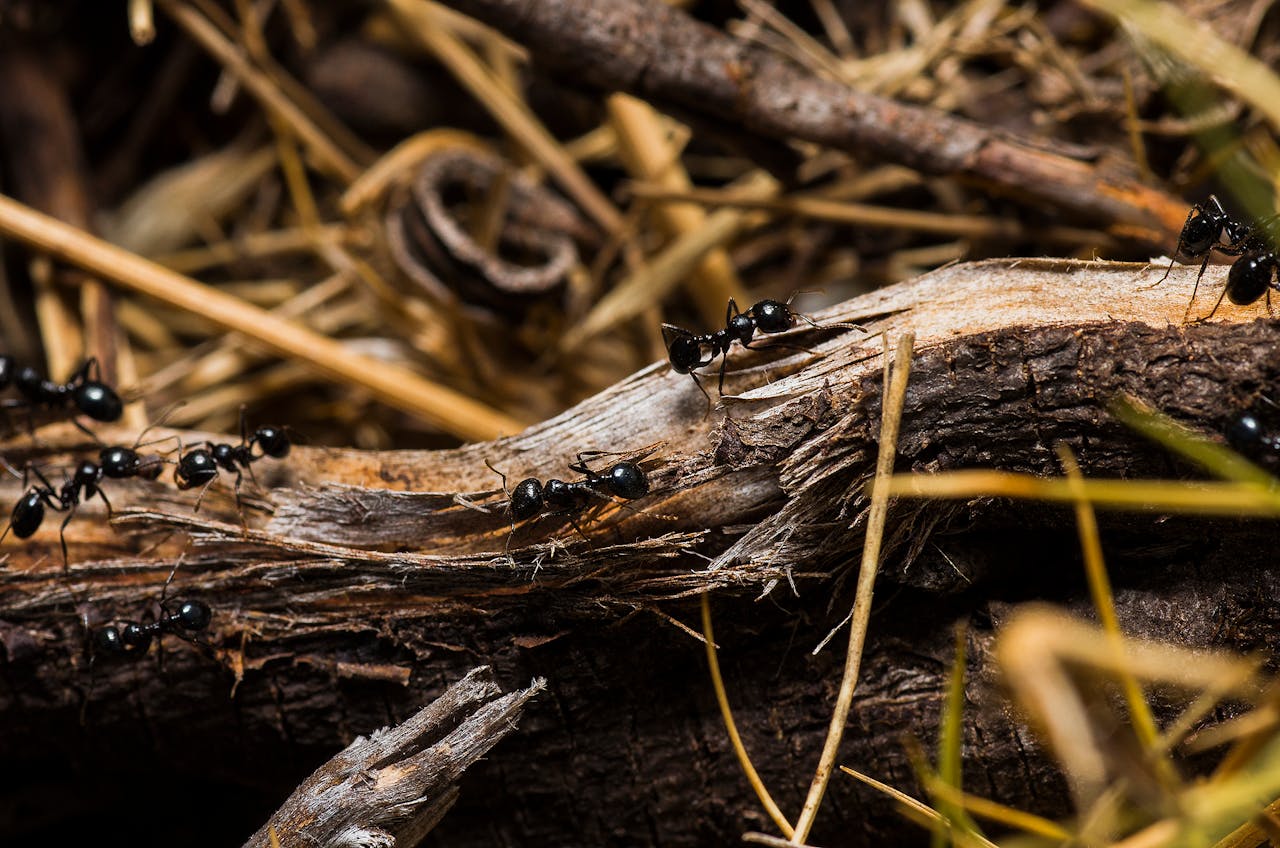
left=242, top=666, right=543, bottom=848
left=0, top=259, right=1277, bottom=846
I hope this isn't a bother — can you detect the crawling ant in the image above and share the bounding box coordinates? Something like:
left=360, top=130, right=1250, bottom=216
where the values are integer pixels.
left=3, top=357, right=124, bottom=426
left=1196, top=215, right=1280, bottom=321
left=174, top=409, right=292, bottom=518
left=1155, top=196, right=1280, bottom=320
left=663, top=296, right=832, bottom=402
left=1, top=423, right=174, bottom=565
left=1156, top=196, right=1252, bottom=289
left=92, top=598, right=212, bottom=657
left=487, top=451, right=652, bottom=545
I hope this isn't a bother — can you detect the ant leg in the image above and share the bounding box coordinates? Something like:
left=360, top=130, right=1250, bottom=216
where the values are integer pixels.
left=95, top=488, right=114, bottom=521
left=484, top=460, right=518, bottom=551
left=1150, top=206, right=1198, bottom=289
left=58, top=506, right=77, bottom=571
left=71, top=416, right=104, bottom=443
left=565, top=514, right=595, bottom=548
left=726, top=298, right=740, bottom=326
left=191, top=475, right=218, bottom=514
left=134, top=402, right=186, bottom=451
left=1200, top=281, right=1232, bottom=323
left=717, top=352, right=731, bottom=396
left=232, top=471, right=248, bottom=531
left=688, top=372, right=712, bottom=411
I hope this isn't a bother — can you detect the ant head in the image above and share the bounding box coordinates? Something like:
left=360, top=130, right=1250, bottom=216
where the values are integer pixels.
left=175, top=600, right=211, bottom=632
left=74, top=382, right=123, bottom=422
left=728, top=312, right=755, bottom=343
left=606, top=461, right=649, bottom=500
left=667, top=336, right=705, bottom=374
left=749, top=299, right=794, bottom=334
left=253, top=426, right=291, bottom=459
left=99, top=446, right=142, bottom=479
left=175, top=449, right=218, bottom=490
left=511, top=478, right=543, bottom=521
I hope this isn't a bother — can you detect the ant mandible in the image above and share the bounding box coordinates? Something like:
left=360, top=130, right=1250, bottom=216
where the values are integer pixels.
left=663, top=297, right=821, bottom=402
left=92, top=598, right=212, bottom=657
left=487, top=451, right=652, bottom=545
left=174, top=408, right=292, bottom=516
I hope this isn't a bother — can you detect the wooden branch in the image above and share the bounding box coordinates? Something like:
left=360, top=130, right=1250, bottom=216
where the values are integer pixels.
left=430, top=0, right=1187, bottom=245
left=2, top=258, right=1277, bottom=845
left=0, top=257, right=1272, bottom=617
left=243, top=666, right=543, bottom=848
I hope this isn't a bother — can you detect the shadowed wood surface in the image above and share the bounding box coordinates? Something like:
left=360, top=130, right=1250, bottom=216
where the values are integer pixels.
left=1, top=258, right=1278, bottom=846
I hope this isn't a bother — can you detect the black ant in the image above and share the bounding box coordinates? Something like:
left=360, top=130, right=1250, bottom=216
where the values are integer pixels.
left=4, top=357, right=124, bottom=425
left=92, top=597, right=212, bottom=657
left=1156, top=196, right=1252, bottom=287
left=0, top=423, right=175, bottom=565
left=663, top=297, right=828, bottom=402
left=487, top=451, right=652, bottom=545
left=174, top=409, right=292, bottom=517
left=1195, top=215, right=1280, bottom=321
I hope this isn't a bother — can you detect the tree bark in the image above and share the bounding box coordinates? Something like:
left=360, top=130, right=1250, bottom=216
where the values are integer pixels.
left=0, top=259, right=1276, bottom=846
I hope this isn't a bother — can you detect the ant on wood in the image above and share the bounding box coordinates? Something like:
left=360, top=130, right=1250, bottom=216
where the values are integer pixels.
left=486, top=450, right=653, bottom=546
left=92, top=598, right=212, bottom=657
left=0, top=442, right=171, bottom=567
left=1198, top=216, right=1280, bottom=321
left=1154, top=196, right=1280, bottom=320
left=662, top=296, right=837, bottom=402
left=89, top=562, right=213, bottom=659
left=174, top=408, right=292, bottom=518
left=0, top=356, right=124, bottom=428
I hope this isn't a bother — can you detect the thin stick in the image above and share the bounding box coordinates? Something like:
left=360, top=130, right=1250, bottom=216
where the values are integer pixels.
left=792, top=331, right=915, bottom=842
left=1056, top=444, right=1161, bottom=751
left=0, top=192, right=524, bottom=442
left=128, top=0, right=156, bottom=45
left=157, top=0, right=361, bottom=183
left=606, top=94, right=747, bottom=327
left=625, top=183, right=1111, bottom=246
left=886, top=472, right=1280, bottom=517
left=701, top=592, right=796, bottom=839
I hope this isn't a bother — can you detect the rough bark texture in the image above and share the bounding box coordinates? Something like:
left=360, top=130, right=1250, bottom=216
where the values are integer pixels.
left=1, top=259, right=1278, bottom=846
left=243, top=666, right=543, bottom=848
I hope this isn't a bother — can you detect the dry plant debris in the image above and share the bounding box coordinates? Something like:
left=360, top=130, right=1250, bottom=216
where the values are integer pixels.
left=2, top=0, right=1280, bottom=846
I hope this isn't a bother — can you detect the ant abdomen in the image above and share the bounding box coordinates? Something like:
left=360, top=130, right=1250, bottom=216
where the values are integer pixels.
left=603, top=461, right=648, bottom=499
left=75, top=382, right=123, bottom=423
left=254, top=427, right=291, bottom=459
left=510, top=478, right=544, bottom=520
left=9, top=490, right=45, bottom=539
left=1227, top=254, right=1278, bottom=305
